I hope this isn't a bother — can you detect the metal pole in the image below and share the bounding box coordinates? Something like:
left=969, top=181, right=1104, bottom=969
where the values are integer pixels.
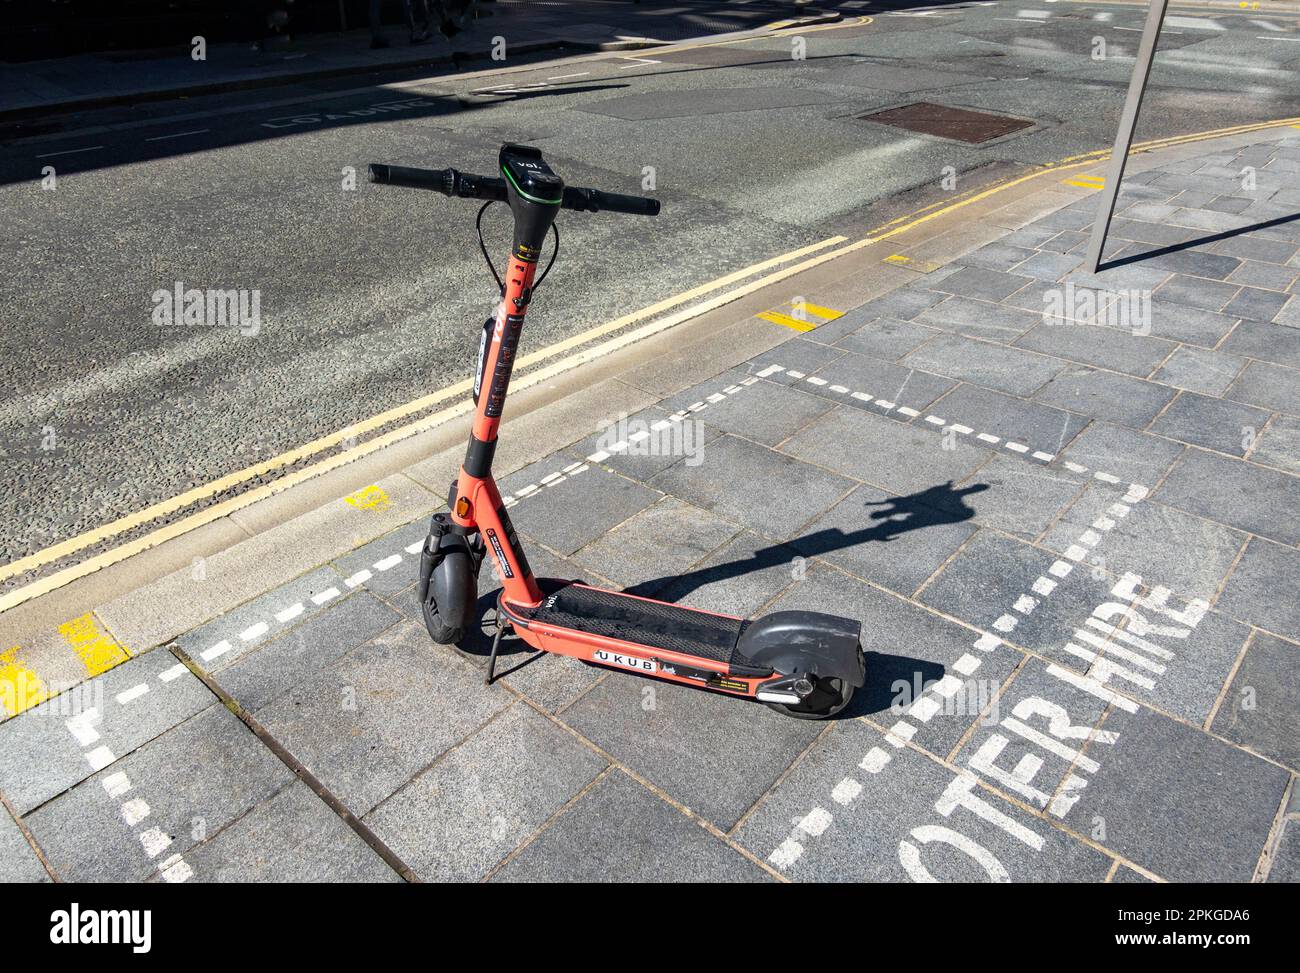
left=1084, top=0, right=1170, bottom=273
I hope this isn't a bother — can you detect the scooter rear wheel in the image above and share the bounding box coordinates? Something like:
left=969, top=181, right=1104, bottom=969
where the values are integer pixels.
left=764, top=676, right=854, bottom=720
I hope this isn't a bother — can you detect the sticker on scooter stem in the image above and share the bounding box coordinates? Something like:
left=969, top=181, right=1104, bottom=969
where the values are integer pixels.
left=594, top=650, right=657, bottom=673
left=484, top=528, right=514, bottom=578
left=484, top=314, right=524, bottom=418
left=473, top=317, right=492, bottom=404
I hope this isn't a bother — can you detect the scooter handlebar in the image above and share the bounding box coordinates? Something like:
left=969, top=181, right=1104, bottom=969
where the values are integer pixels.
left=368, top=163, right=506, bottom=201
left=561, top=186, right=660, bottom=217
left=369, top=162, right=659, bottom=216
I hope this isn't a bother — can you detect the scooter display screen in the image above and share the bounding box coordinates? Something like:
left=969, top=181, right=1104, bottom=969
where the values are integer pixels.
left=500, top=148, right=563, bottom=204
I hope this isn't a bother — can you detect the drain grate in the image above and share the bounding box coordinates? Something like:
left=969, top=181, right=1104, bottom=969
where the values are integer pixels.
left=858, top=102, right=1033, bottom=143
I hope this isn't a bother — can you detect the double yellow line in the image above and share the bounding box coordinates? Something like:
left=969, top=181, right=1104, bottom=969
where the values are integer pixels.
left=5, top=112, right=1299, bottom=613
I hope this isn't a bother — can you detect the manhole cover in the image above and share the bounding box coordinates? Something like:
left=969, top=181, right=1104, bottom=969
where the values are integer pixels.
left=859, top=102, right=1033, bottom=143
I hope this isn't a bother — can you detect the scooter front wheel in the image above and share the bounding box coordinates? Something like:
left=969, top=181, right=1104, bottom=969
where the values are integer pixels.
left=421, top=548, right=475, bottom=645
left=764, top=677, right=854, bottom=720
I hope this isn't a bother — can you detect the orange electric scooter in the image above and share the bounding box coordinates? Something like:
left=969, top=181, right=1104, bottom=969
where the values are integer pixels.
left=369, top=145, right=865, bottom=718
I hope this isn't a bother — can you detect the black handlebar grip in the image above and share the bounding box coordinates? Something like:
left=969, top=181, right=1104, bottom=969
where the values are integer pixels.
left=563, top=186, right=660, bottom=216
left=368, top=163, right=454, bottom=194
left=368, top=163, right=507, bottom=201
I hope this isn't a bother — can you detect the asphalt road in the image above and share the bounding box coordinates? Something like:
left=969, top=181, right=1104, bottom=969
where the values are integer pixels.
left=3, top=0, right=1300, bottom=567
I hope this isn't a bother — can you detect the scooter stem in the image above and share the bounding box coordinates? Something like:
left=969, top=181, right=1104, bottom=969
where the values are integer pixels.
left=448, top=149, right=563, bottom=608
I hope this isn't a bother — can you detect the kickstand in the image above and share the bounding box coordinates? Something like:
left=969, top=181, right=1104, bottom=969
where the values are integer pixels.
left=485, top=615, right=513, bottom=686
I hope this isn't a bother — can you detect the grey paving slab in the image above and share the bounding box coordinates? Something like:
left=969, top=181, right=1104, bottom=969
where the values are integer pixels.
left=1216, top=537, right=1300, bottom=645
left=365, top=702, right=606, bottom=881
left=0, top=652, right=215, bottom=814
left=25, top=704, right=292, bottom=882
left=1015, top=322, right=1178, bottom=378
left=955, top=658, right=1109, bottom=812
left=1155, top=448, right=1300, bottom=547
left=1212, top=631, right=1300, bottom=773
left=182, top=780, right=400, bottom=882
left=1033, top=365, right=1177, bottom=429
left=1228, top=259, right=1298, bottom=292
left=1068, top=705, right=1289, bottom=882
left=507, top=648, right=607, bottom=714
left=1226, top=360, right=1300, bottom=417
left=1109, top=245, right=1241, bottom=282
left=1005, top=226, right=1066, bottom=250
left=1213, top=235, right=1299, bottom=266
left=1105, top=592, right=1248, bottom=726
left=1151, top=347, right=1247, bottom=397
left=212, top=591, right=401, bottom=714
left=955, top=242, right=1037, bottom=272
left=1144, top=301, right=1242, bottom=348
left=957, top=454, right=1087, bottom=541
left=255, top=620, right=513, bottom=816
left=1224, top=286, right=1288, bottom=323
left=918, top=529, right=1117, bottom=666
left=493, top=770, right=769, bottom=882
left=1152, top=274, right=1239, bottom=313
left=1219, top=318, right=1300, bottom=369
left=1002, top=280, right=1115, bottom=324
left=500, top=460, right=662, bottom=556
left=782, top=406, right=990, bottom=497
left=834, top=317, right=941, bottom=362
left=901, top=333, right=1066, bottom=397
left=921, top=383, right=1089, bottom=451
left=1154, top=390, right=1274, bottom=457
left=562, top=669, right=824, bottom=830
left=650, top=434, right=853, bottom=541
left=666, top=374, right=834, bottom=447
left=769, top=564, right=1021, bottom=758
left=0, top=807, right=48, bottom=882
left=1010, top=251, right=1084, bottom=282
left=733, top=719, right=1113, bottom=882
left=572, top=496, right=739, bottom=591
left=1067, top=263, right=1173, bottom=294
left=172, top=566, right=347, bottom=670
left=563, top=404, right=722, bottom=482
left=806, top=351, right=957, bottom=414
left=1268, top=811, right=1300, bottom=884
left=749, top=337, right=846, bottom=386
left=1042, top=485, right=1245, bottom=604
left=791, top=484, right=979, bottom=597
left=1056, top=422, right=1185, bottom=493
left=330, top=519, right=428, bottom=597
left=916, top=296, right=1044, bottom=343
left=1251, top=414, right=1300, bottom=475
left=822, top=288, right=947, bottom=333
left=643, top=530, right=804, bottom=617
left=933, top=266, right=1033, bottom=303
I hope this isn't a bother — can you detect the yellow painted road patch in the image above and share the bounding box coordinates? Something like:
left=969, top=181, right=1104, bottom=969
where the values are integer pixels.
left=792, top=302, right=843, bottom=321
left=58, top=614, right=131, bottom=677
left=884, top=254, right=942, bottom=273
left=0, top=646, right=48, bottom=717
left=345, top=484, right=392, bottom=511
left=758, top=310, right=817, bottom=332
left=1065, top=174, right=1105, bottom=189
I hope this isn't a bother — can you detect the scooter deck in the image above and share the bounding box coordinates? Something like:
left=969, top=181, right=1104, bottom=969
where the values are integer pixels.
left=516, top=582, right=758, bottom=668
